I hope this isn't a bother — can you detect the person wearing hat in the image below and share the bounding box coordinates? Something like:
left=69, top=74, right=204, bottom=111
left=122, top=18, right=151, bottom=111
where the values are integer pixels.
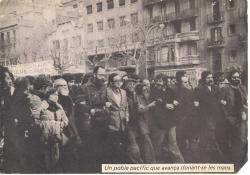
left=194, top=71, right=224, bottom=163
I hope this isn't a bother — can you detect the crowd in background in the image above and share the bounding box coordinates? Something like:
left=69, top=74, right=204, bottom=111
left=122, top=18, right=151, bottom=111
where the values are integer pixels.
left=0, top=65, right=248, bottom=173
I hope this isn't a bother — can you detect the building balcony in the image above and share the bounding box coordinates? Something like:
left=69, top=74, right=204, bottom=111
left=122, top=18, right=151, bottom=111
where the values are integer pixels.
left=238, top=34, right=247, bottom=45
left=176, top=31, right=199, bottom=42
left=178, top=55, right=200, bottom=65
left=207, top=38, right=225, bottom=48
left=147, top=34, right=177, bottom=46
left=207, top=13, right=224, bottom=25
left=143, top=0, right=168, bottom=7
left=165, top=8, right=198, bottom=22
left=147, top=60, right=156, bottom=67
left=155, top=55, right=200, bottom=67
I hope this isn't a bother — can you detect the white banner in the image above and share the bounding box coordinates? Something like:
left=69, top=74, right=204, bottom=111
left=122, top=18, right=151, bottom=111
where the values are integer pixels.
left=8, top=60, right=57, bottom=77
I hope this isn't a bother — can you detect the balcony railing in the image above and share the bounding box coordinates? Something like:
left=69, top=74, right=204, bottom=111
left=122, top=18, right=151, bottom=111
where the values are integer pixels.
left=238, top=34, right=247, bottom=45
left=207, top=38, right=225, bottom=47
left=176, top=31, right=199, bottom=42
left=165, top=8, right=198, bottom=21
left=143, top=0, right=168, bottom=6
left=178, top=55, right=200, bottom=65
left=147, top=34, right=176, bottom=46
left=207, top=13, right=224, bottom=24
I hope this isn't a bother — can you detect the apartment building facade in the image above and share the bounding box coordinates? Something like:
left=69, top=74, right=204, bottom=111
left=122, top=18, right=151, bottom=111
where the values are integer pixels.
left=201, top=0, right=247, bottom=73
left=0, top=0, right=57, bottom=66
left=83, top=0, right=145, bottom=72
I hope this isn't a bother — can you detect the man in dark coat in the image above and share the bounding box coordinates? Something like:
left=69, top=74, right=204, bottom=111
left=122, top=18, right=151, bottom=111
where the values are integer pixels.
left=173, top=71, right=196, bottom=161
left=194, top=71, right=224, bottom=163
left=54, top=78, right=82, bottom=173
left=220, top=70, right=247, bottom=170
left=75, top=66, right=108, bottom=172
left=150, top=74, right=184, bottom=163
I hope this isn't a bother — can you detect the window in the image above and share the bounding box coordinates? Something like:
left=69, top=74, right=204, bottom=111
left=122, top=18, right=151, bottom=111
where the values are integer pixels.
left=189, top=0, right=195, bottom=9
left=107, top=0, right=114, bottom=9
left=174, top=22, right=181, bottom=33
left=97, top=40, right=104, bottom=47
left=228, top=0, right=235, bottom=9
left=107, top=18, right=115, bottom=29
left=148, top=6, right=153, bottom=20
left=161, top=46, right=169, bottom=62
left=53, top=40, right=60, bottom=50
left=175, top=0, right=180, bottom=15
left=228, top=24, right=236, bottom=35
left=190, top=18, right=196, bottom=31
left=86, top=5, right=92, bottom=14
left=73, top=4, right=78, bottom=8
left=132, top=33, right=139, bottom=43
left=131, top=0, right=138, bottom=3
left=107, top=37, right=115, bottom=46
left=63, top=38, right=68, bottom=49
left=120, top=35, right=126, bottom=44
left=229, top=50, right=237, bottom=61
left=13, top=30, right=16, bottom=42
left=187, top=42, right=197, bottom=55
left=120, top=16, right=126, bottom=26
left=87, top=23, right=93, bottom=33
left=74, top=35, right=81, bottom=47
left=119, top=0, right=125, bottom=6
left=131, top=12, right=138, bottom=25
left=97, top=21, right=103, bottom=31
left=87, top=40, right=94, bottom=49
left=6, top=32, right=10, bottom=43
left=211, top=27, right=222, bottom=41
left=97, top=2, right=102, bottom=12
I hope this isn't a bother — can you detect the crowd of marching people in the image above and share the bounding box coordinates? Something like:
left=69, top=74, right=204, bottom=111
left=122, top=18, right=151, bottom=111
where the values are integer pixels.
left=0, top=65, right=247, bottom=173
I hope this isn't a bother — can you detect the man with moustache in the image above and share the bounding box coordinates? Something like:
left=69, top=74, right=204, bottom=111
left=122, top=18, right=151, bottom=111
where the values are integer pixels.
left=53, top=78, right=81, bottom=173
left=75, top=66, right=109, bottom=172
left=194, top=71, right=224, bottom=163
left=220, top=70, right=247, bottom=170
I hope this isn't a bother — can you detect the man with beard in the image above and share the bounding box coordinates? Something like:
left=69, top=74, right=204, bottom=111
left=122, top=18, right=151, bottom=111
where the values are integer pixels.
left=75, top=66, right=109, bottom=172
left=53, top=78, right=82, bottom=173
left=220, top=70, right=247, bottom=170
left=194, top=71, right=224, bottom=163
left=150, top=74, right=184, bottom=163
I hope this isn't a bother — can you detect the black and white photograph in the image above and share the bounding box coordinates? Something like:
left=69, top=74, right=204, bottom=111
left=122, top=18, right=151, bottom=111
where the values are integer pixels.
left=0, top=0, right=248, bottom=174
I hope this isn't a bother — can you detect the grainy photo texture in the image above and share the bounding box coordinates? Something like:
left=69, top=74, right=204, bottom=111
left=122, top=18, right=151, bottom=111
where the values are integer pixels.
left=0, top=0, right=248, bottom=173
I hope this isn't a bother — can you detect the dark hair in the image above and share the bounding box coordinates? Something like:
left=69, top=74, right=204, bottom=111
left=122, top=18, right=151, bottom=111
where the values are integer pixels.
left=34, top=75, right=52, bottom=90
left=0, top=66, right=14, bottom=87
left=175, top=70, right=186, bottom=83
left=108, top=73, right=118, bottom=85
left=82, top=73, right=93, bottom=84
left=201, top=71, right=212, bottom=82
left=62, top=73, right=75, bottom=83
left=135, top=83, right=144, bottom=95
left=227, top=69, right=240, bottom=83
left=44, top=87, right=58, bottom=100
left=154, top=73, right=164, bottom=81
left=26, top=75, right=35, bottom=85
left=93, top=66, right=104, bottom=74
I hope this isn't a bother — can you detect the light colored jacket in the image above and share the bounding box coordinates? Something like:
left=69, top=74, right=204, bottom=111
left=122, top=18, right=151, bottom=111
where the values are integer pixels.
left=106, top=87, right=129, bottom=132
